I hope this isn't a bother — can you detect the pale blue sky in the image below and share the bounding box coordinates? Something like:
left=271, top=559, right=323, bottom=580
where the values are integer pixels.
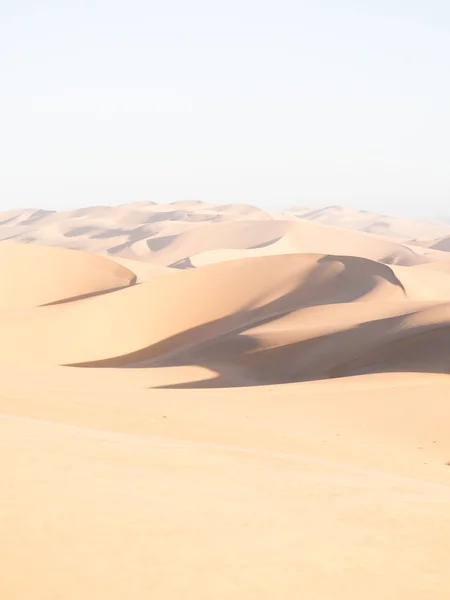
left=1, top=0, right=449, bottom=217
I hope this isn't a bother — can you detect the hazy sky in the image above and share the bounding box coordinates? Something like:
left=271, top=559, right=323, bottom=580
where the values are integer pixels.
left=1, top=0, right=449, bottom=217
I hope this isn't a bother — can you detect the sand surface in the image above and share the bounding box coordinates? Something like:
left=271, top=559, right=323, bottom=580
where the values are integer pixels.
left=1, top=201, right=450, bottom=598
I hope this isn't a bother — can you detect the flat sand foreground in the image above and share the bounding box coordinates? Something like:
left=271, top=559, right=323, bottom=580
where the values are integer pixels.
left=1, top=202, right=450, bottom=598
left=1, top=370, right=450, bottom=599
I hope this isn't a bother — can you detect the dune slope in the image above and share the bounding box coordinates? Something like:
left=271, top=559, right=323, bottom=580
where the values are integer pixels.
left=0, top=252, right=409, bottom=369
left=0, top=241, right=136, bottom=308
left=145, top=219, right=425, bottom=267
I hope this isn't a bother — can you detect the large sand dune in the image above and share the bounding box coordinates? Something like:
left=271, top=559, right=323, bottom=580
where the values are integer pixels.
left=1, top=201, right=450, bottom=599
left=0, top=252, right=413, bottom=369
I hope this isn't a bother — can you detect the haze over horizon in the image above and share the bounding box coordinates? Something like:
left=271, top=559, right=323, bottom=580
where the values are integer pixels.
left=1, top=1, right=449, bottom=217
left=2, top=197, right=450, bottom=224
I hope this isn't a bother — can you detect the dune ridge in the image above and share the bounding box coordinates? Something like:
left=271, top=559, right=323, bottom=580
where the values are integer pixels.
left=0, top=241, right=136, bottom=308
left=0, top=245, right=449, bottom=388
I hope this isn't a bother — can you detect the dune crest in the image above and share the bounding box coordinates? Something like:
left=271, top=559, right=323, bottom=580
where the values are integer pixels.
left=0, top=252, right=412, bottom=369
left=0, top=241, right=136, bottom=308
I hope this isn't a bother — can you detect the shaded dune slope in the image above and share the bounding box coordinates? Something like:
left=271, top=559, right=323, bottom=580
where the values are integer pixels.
left=1, top=239, right=450, bottom=387
left=429, top=236, right=450, bottom=252
left=0, top=251, right=420, bottom=371
left=153, top=302, right=450, bottom=387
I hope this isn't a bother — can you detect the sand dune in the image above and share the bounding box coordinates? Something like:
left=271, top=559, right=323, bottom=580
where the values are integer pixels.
left=1, top=201, right=449, bottom=266
left=0, top=252, right=410, bottom=369
left=1, top=201, right=450, bottom=599
left=428, top=235, right=450, bottom=252
left=144, top=299, right=450, bottom=387
left=111, top=256, right=177, bottom=282
left=280, top=204, right=450, bottom=241
left=144, top=219, right=428, bottom=268
left=0, top=241, right=136, bottom=308
left=0, top=234, right=448, bottom=380
left=391, top=263, right=450, bottom=300
left=414, top=259, right=450, bottom=274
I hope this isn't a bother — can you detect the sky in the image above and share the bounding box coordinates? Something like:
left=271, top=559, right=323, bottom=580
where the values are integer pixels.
left=1, top=0, right=449, bottom=218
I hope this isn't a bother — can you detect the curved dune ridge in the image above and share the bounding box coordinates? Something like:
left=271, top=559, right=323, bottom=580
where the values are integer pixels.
left=0, top=241, right=136, bottom=308
left=1, top=244, right=450, bottom=387
left=0, top=251, right=404, bottom=364
left=130, top=219, right=427, bottom=267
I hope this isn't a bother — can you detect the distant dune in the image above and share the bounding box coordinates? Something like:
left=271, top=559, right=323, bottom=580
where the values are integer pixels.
left=429, top=235, right=450, bottom=252
left=1, top=201, right=449, bottom=266
left=1, top=200, right=450, bottom=599
left=280, top=205, right=450, bottom=242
